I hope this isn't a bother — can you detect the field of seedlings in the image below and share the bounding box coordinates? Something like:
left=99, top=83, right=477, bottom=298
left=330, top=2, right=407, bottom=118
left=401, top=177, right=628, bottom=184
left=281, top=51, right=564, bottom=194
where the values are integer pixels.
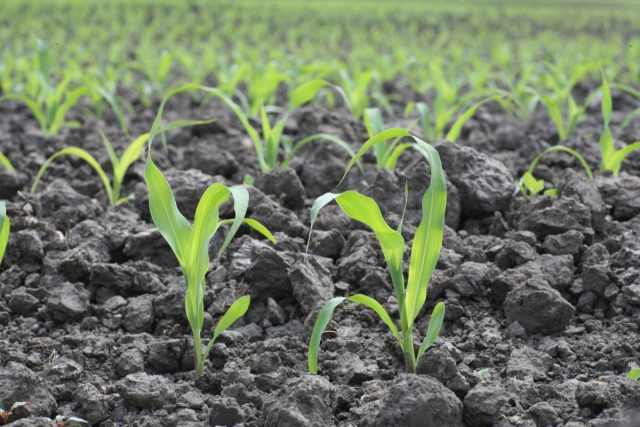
left=2, top=0, right=640, bottom=426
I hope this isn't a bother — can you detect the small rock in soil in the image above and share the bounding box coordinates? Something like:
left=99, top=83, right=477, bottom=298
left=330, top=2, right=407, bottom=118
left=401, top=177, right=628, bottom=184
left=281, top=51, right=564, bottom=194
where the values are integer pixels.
left=543, top=229, right=584, bottom=257
left=121, top=295, right=155, bottom=333
left=227, top=236, right=292, bottom=300
left=356, top=374, right=463, bottom=427
left=0, top=362, right=57, bottom=417
left=73, top=383, right=111, bottom=424
left=118, top=372, right=176, bottom=408
left=46, top=280, right=90, bottom=321
left=503, top=278, right=575, bottom=334
left=255, top=168, right=306, bottom=210
left=290, top=256, right=335, bottom=315
left=209, top=396, right=244, bottom=426
left=261, top=374, right=336, bottom=427
left=436, top=142, right=514, bottom=217
left=517, top=196, right=592, bottom=240
left=463, top=383, right=511, bottom=427
left=506, top=347, right=554, bottom=381
left=7, top=288, right=39, bottom=315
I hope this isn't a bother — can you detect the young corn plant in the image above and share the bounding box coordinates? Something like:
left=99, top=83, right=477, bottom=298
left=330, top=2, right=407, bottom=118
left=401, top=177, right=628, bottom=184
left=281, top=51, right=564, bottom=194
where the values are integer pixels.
left=0, top=202, right=9, bottom=265
left=0, top=40, right=89, bottom=138
left=538, top=63, right=601, bottom=142
left=627, top=368, right=640, bottom=381
left=308, top=128, right=447, bottom=374
left=517, top=145, right=593, bottom=198
left=145, top=157, right=275, bottom=377
left=31, top=133, right=150, bottom=206
left=363, top=108, right=418, bottom=170
left=599, top=74, right=640, bottom=176
left=407, top=94, right=500, bottom=143
left=199, top=81, right=355, bottom=172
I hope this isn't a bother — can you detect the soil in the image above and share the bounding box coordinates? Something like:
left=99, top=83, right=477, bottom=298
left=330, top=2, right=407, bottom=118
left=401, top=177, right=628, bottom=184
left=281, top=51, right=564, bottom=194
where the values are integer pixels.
left=0, top=85, right=640, bottom=427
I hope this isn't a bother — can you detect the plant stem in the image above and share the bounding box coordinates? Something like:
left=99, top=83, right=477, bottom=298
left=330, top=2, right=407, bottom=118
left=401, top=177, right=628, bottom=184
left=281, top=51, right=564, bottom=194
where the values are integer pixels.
left=193, top=330, right=203, bottom=378
left=402, top=330, right=417, bottom=373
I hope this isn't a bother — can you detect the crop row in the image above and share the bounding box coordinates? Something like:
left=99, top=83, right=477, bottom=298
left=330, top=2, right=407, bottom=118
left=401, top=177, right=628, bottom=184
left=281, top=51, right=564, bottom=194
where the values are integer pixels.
left=1, top=80, right=640, bottom=384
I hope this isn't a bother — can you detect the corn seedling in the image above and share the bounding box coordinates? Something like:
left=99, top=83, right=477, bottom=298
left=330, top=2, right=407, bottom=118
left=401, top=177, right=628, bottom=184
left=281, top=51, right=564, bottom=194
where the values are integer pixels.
left=0, top=202, right=9, bottom=265
left=308, top=128, right=447, bottom=374
left=492, top=66, right=540, bottom=120
left=146, top=88, right=276, bottom=377
left=30, top=132, right=153, bottom=206
left=363, top=107, right=418, bottom=169
left=538, top=63, right=601, bottom=141
left=145, top=157, right=275, bottom=377
left=334, top=69, right=374, bottom=120
left=517, top=145, right=593, bottom=198
left=599, top=73, right=640, bottom=176
left=0, top=40, right=89, bottom=138
left=0, top=153, right=15, bottom=174
left=200, top=81, right=355, bottom=172
left=519, top=172, right=558, bottom=199
left=409, top=94, right=500, bottom=143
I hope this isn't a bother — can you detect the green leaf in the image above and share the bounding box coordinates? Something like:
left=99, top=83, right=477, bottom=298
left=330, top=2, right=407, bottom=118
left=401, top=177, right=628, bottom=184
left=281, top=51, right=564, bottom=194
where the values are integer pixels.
left=599, top=125, right=616, bottom=173
left=446, top=96, right=501, bottom=142
left=341, top=128, right=412, bottom=183
left=308, top=191, right=406, bottom=304
left=49, top=86, right=90, bottom=136
left=416, top=301, right=445, bottom=361
left=405, top=139, right=447, bottom=326
left=601, top=72, right=612, bottom=125
left=204, top=295, right=251, bottom=360
left=541, top=95, right=566, bottom=141
left=1, top=95, right=47, bottom=133
left=114, top=133, right=150, bottom=191
left=526, top=145, right=593, bottom=181
left=239, top=218, right=277, bottom=243
left=0, top=202, right=9, bottom=265
left=611, top=141, right=640, bottom=176
left=0, top=153, right=15, bottom=174
left=364, top=107, right=384, bottom=137
left=189, top=183, right=230, bottom=279
left=308, top=296, right=346, bottom=374
left=31, top=147, right=115, bottom=204
left=144, top=158, right=192, bottom=266
left=99, top=131, right=120, bottom=173
left=523, top=171, right=544, bottom=195
left=217, top=185, right=248, bottom=258
left=348, top=294, right=400, bottom=342
left=96, top=87, right=129, bottom=135
left=383, top=142, right=415, bottom=170
left=416, top=102, right=432, bottom=140
left=213, top=295, right=250, bottom=341
left=628, top=368, right=640, bottom=381
left=290, top=80, right=327, bottom=110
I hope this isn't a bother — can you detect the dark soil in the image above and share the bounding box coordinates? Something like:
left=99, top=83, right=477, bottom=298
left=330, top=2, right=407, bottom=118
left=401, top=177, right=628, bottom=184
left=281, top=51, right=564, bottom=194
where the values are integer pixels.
left=1, top=86, right=640, bottom=427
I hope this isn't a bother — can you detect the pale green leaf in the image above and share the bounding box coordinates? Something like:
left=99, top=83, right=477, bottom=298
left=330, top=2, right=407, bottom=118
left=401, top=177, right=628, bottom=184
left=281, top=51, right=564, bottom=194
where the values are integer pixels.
left=308, top=296, right=346, bottom=374
left=416, top=302, right=445, bottom=361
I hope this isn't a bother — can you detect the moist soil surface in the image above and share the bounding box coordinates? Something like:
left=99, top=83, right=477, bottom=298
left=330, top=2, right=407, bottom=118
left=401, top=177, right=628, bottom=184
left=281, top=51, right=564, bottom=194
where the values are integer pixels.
left=1, top=85, right=640, bottom=427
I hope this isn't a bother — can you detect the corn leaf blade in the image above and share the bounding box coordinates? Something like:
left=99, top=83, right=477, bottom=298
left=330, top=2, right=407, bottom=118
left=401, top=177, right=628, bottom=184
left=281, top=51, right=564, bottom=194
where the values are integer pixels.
left=144, top=159, right=192, bottom=266
left=405, top=139, right=447, bottom=326
left=308, top=296, right=346, bottom=374
left=416, top=301, right=445, bottom=361
left=348, top=294, right=400, bottom=342
left=0, top=202, right=9, bottom=264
